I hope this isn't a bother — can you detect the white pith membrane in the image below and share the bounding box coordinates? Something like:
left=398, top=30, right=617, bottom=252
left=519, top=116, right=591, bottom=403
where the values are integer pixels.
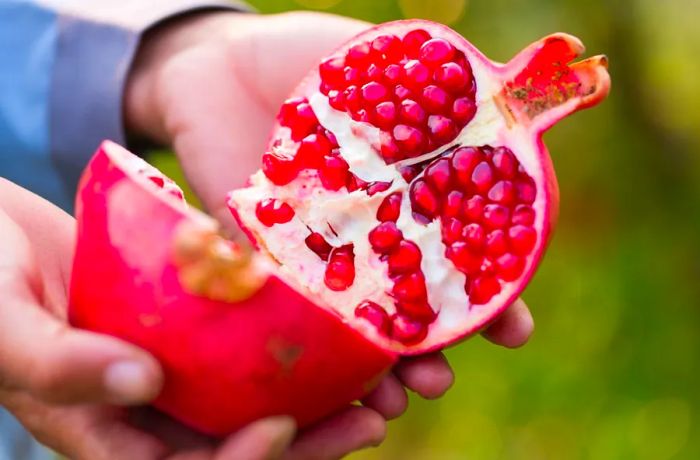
left=228, top=23, right=598, bottom=353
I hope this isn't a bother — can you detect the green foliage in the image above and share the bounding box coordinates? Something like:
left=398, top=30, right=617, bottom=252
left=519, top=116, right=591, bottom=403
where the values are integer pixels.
left=157, top=0, right=700, bottom=457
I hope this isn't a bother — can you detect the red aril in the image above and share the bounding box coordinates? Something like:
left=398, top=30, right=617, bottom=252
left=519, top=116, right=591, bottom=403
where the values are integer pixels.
left=70, top=20, right=609, bottom=438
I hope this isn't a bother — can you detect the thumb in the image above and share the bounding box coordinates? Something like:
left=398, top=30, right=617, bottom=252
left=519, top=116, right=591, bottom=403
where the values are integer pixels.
left=0, top=211, right=163, bottom=406
left=215, top=416, right=297, bottom=460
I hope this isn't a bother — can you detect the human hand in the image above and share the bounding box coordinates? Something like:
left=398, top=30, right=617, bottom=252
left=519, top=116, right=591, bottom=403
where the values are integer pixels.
left=0, top=179, right=389, bottom=459
left=124, top=9, right=534, bottom=452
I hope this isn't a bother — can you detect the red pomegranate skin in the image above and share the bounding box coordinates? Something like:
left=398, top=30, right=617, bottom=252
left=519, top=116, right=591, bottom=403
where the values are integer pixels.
left=69, top=142, right=396, bottom=436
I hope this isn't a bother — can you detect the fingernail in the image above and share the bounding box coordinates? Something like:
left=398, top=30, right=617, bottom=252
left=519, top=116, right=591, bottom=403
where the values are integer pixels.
left=103, top=361, right=154, bottom=404
left=264, top=416, right=297, bottom=460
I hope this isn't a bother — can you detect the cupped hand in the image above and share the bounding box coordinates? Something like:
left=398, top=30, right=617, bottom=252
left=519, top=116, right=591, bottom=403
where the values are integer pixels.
left=124, top=9, right=535, bottom=453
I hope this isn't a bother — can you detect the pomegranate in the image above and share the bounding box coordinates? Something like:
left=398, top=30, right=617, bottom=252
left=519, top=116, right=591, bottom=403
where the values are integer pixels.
left=228, top=20, right=610, bottom=353
left=69, top=20, right=609, bottom=437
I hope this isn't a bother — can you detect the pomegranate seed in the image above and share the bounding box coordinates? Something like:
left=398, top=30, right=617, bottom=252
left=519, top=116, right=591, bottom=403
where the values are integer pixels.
left=319, top=155, right=349, bottom=191
left=346, top=173, right=368, bottom=192
left=383, top=64, right=403, bottom=84
left=371, top=34, right=403, bottom=61
left=485, top=230, right=507, bottom=256
left=379, top=132, right=402, bottom=163
left=366, top=64, right=382, bottom=80
left=392, top=272, right=428, bottom=302
left=508, top=225, right=537, bottom=255
left=262, top=151, right=300, bottom=185
left=167, top=188, right=184, bottom=200
left=487, top=180, right=516, bottom=205
left=352, top=109, right=373, bottom=123
left=422, top=85, right=450, bottom=113
left=452, top=97, right=477, bottom=124
left=512, top=204, right=536, bottom=226
left=394, top=84, right=413, bottom=100
left=424, top=158, right=452, bottom=193
left=393, top=125, right=425, bottom=155
left=434, top=62, right=469, bottom=92
left=464, top=195, right=485, bottom=221
left=255, top=199, right=295, bottom=227
left=410, top=179, right=440, bottom=219
left=516, top=179, right=536, bottom=204
left=361, top=81, right=389, bottom=103
left=369, top=221, right=402, bottom=254
left=442, top=217, right=464, bottom=244
left=278, top=97, right=305, bottom=124
left=319, top=56, right=345, bottom=86
left=471, top=161, right=494, bottom=193
left=403, top=60, right=431, bottom=89
left=305, top=232, right=332, bottom=260
left=298, top=134, right=331, bottom=168
left=282, top=101, right=318, bottom=141
left=443, top=190, right=464, bottom=218
left=452, top=146, right=483, bottom=186
left=387, top=240, right=422, bottom=275
left=343, top=86, right=361, bottom=111
left=346, top=42, right=372, bottom=66
left=483, top=204, right=510, bottom=229
left=366, top=181, right=392, bottom=196
left=398, top=164, right=422, bottom=182
left=447, top=241, right=482, bottom=275
left=462, top=223, right=486, bottom=249
left=427, top=115, right=457, bottom=144
left=395, top=299, right=436, bottom=322
left=419, top=38, right=456, bottom=65
left=375, top=101, right=397, bottom=128
left=492, top=147, right=517, bottom=179
left=377, top=192, right=402, bottom=222
left=328, top=90, right=345, bottom=110
left=402, top=29, right=432, bottom=58
left=355, top=301, right=391, bottom=335
left=148, top=176, right=165, bottom=188
left=496, top=254, right=525, bottom=281
left=391, top=315, right=428, bottom=344
left=399, top=99, right=427, bottom=126
left=324, top=247, right=355, bottom=291
left=469, top=276, right=501, bottom=304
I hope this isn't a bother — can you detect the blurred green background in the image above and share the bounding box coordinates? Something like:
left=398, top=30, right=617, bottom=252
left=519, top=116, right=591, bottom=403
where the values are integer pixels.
left=155, top=0, right=700, bottom=458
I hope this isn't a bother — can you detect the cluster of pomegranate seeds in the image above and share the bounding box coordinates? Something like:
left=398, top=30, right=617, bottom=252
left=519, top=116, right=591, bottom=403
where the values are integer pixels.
left=255, top=199, right=295, bottom=227
left=263, top=97, right=354, bottom=190
left=409, top=145, right=537, bottom=304
left=318, top=29, right=477, bottom=163
left=362, top=192, right=435, bottom=344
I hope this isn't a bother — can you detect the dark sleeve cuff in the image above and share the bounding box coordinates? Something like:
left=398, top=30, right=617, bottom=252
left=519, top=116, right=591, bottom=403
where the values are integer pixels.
left=49, top=0, right=252, bottom=195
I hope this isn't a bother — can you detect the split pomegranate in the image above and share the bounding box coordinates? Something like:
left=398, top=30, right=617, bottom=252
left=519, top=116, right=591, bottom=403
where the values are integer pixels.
left=229, top=20, right=610, bottom=353
left=70, top=20, right=609, bottom=436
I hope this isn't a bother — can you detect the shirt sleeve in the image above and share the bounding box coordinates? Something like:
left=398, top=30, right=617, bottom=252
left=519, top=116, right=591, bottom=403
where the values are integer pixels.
left=0, top=0, right=251, bottom=211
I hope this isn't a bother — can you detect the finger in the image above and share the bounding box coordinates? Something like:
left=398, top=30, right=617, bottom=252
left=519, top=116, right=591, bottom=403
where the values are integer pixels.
left=360, top=373, right=408, bottom=420
left=0, top=207, right=163, bottom=406
left=214, top=416, right=296, bottom=460
left=128, top=406, right=217, bottom=452
left=394, top=353, right=454, bottom=400
left=283, top=406, right=386, bottom=460
left=3, top=391, right=167, bottom=460
left=481, top=298, right=534, bottom=348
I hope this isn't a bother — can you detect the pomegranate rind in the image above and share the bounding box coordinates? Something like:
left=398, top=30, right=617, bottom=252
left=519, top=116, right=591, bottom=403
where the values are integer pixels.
left=69, top=141, right=396, bottom=436
left=228, top=20, right=610, bottom=354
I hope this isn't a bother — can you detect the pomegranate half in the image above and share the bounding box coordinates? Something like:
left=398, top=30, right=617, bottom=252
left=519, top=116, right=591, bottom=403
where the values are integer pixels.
left=70, top=20, right=609, bottom=436
left=228, top=20, right=610, bottom=352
